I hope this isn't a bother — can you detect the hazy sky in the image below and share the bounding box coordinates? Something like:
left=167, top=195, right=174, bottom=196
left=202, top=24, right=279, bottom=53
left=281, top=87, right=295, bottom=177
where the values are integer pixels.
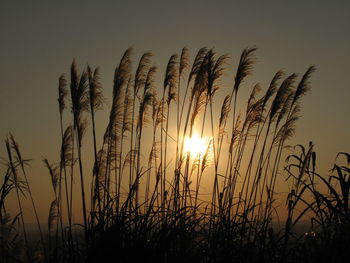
left=0, top=0, right=349, bottom=223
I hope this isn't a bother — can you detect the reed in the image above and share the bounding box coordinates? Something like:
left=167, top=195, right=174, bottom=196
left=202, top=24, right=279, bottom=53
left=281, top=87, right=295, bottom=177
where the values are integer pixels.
left=1, top=47, right=348, bottom=263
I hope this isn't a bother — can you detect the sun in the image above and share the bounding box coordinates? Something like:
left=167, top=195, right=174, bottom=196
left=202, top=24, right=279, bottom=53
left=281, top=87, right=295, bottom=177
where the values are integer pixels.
left=184, top=134, right=208, bottom=158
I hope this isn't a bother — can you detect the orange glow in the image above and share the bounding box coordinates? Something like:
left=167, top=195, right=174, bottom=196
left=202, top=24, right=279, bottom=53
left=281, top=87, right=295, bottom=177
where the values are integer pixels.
left=184, top=134, right=208, bottom=158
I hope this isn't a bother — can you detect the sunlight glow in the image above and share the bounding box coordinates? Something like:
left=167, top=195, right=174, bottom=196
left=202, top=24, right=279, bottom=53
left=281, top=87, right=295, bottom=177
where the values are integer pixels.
left=184, top=134, right=208, bottom=158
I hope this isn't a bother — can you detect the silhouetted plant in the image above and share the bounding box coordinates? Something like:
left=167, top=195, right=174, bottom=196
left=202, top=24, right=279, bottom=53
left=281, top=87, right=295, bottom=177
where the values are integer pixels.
left=3, top=47, right=349, bottom=263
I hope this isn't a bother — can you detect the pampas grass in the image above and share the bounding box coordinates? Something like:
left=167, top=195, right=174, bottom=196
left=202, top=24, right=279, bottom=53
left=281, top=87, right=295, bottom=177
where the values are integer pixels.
left=1, top=47, right=349, bottom=263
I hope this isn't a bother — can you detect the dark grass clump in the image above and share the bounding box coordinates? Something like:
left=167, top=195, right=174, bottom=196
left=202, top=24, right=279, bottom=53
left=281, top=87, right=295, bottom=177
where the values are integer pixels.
left=0, top=47, right=349, bottom=263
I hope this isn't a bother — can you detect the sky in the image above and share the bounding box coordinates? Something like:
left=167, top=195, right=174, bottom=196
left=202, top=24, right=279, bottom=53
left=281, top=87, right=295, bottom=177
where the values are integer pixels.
left=0, top=0, right=349, bottom=224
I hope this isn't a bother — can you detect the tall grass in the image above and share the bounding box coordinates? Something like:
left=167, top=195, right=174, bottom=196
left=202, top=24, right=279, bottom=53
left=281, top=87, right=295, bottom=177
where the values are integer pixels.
left=0, top=47, right=348, bottom=263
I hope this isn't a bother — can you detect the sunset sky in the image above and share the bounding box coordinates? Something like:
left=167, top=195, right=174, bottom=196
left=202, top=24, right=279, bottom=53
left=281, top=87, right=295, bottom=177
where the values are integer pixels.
left=0, top=0, right=349, bottom=223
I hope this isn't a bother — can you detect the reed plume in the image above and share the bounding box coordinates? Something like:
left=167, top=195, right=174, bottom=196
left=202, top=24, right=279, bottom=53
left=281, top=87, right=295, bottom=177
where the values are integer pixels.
left=291, top=65, right=316, bottom=107
left=9, top=135, right=47, bottom=259
left=162, top=54, right=178, bottom=211
left=87, top=65, right=104, bottom=218
left=43, top=157, right=60, bottom=253
left=218, top=95, right=231, bottom=137
left=4, top=138, right=29, bottom=260
left=58, top=74, right=68, bottom=116
left=69, top=59, right=89, bottom=243
left=104, top=48, right=132, bottom=214
left=129, top=50, right=150, bottom=194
